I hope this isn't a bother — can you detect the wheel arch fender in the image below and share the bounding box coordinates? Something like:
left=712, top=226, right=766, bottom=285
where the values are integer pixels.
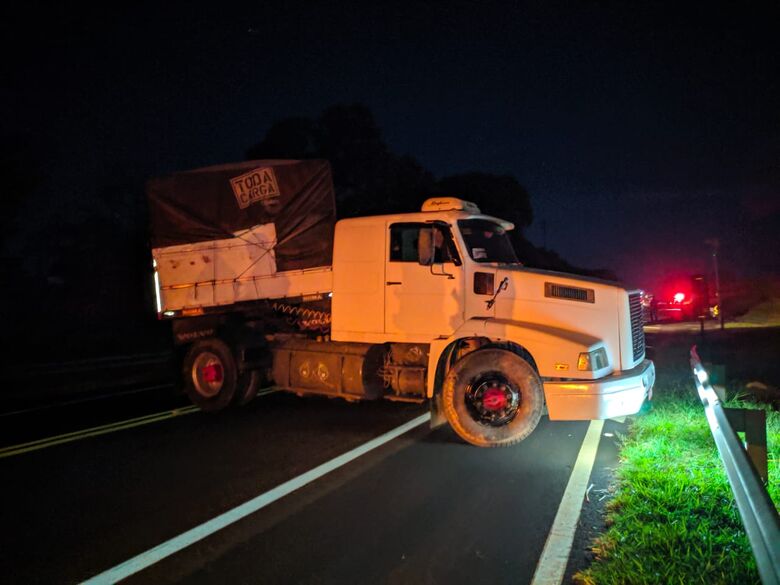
left=482, top=341, right=539, bottom=373
left=427, top=339, right=538, bottom=400
left=426, top=318, right=604, bottom=397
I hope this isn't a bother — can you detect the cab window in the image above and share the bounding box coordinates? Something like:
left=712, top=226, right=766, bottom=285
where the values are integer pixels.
left=389, top=223, right=460, bottom=265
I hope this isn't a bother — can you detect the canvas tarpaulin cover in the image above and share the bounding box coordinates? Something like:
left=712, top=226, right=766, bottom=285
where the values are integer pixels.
left=147, top=159, right=336, bottom=271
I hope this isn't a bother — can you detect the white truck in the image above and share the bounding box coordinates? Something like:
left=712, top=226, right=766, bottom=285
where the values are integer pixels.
left=149, top=159, right=654, bottom=447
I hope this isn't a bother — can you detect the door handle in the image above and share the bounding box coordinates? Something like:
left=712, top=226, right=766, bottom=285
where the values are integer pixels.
left=386, top=281, right=402, bottom=286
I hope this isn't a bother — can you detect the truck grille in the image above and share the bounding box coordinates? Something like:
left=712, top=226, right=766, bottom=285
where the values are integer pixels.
left=629, top=292, right=645, bottom=361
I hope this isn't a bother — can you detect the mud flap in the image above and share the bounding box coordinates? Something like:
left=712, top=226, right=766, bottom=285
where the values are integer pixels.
left=429, top=392, right=447, bottom=429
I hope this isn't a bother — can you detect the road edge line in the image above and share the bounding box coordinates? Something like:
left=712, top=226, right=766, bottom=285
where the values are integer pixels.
left=82, top=412, right=431, bottom=584
left=530, top=419, right=605, bottom=585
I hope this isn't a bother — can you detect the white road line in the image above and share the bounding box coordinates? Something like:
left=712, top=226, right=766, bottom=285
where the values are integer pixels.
left=0, top=406, right=200, bottom=459
left=531, top=419, right=605, bottom=585
left=0, top=389, right=281, bottom=458
left=82, top=412, right=431, bottom=584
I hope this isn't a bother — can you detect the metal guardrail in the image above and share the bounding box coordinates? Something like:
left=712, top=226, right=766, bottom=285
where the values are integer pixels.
left=690, top=345, right=780, bottom=585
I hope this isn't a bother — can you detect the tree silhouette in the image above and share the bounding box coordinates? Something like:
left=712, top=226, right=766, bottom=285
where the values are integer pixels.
left=247, top=104, right=435, bottom=217
left=249, top=117, right=320, bottom=159
left=434, top=172, right=614, bottom=276
left=435, top=172, right=533, bottom=229
left=248, top=104, right=616, bottom=280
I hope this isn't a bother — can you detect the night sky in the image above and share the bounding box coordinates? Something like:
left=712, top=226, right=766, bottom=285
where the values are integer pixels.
left=4, top=2, right=779, bottom=291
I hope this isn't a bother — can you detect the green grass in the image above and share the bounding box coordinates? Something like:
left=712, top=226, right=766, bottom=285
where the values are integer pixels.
left=574, top=378, right=780, bottom=585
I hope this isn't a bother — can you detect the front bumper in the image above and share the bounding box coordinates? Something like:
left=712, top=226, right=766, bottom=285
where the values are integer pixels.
left=543, top=359, right=655, bottom=420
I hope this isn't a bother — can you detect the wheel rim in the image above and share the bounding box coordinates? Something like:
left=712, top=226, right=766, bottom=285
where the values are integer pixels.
left=464, top=372, right=521, bottom=427
left=191, top=351, right=224, bottom=398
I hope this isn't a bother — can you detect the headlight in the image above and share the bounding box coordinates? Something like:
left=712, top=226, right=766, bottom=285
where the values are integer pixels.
left=578, top=348, right=609, bottom=371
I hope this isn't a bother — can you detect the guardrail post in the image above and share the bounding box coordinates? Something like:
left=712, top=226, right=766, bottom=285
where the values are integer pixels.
left=704, top=362, right=726, bottom=386
left=725, top=408, right=769, bottom=484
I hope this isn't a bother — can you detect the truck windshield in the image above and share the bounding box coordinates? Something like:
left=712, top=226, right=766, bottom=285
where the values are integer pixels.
left=457, top=219, right=519, bottom=263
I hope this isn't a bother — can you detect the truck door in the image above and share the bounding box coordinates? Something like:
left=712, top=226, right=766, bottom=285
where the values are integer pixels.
left=385, top=222, right=464, bottom=339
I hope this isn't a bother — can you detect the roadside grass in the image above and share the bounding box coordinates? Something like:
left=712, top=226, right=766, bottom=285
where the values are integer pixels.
left=575, top=375, right=779, bottom=585
left=731, top=297, right=780, bottom=328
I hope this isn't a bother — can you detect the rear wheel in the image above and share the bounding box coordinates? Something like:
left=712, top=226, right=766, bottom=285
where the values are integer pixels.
left=233, top=369, right=261, bottom=406
left=182, top=338, right=239, bottom=411
left=442, top=348, right=543, bottom=447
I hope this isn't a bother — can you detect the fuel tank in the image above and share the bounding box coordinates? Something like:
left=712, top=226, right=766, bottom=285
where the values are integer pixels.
left=271, top=338, right=385, bottom=399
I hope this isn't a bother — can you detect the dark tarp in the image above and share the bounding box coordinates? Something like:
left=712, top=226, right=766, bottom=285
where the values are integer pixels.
left=147, top=159, right=336, bottom=271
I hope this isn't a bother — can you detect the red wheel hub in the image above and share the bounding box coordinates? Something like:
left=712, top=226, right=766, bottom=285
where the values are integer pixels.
left=201, top=363, right=223, bottom=383
left=482, top=386, right=508, bottom=411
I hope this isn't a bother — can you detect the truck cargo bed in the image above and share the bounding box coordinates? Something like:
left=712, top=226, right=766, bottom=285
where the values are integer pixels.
left=147, top=159, right=337, bottom=314
left=153, top=227, right=333, bottom=311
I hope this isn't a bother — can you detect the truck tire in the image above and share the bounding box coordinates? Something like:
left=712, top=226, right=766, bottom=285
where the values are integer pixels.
left=182, top=338, right=239, bottom=411
left=442, top=348, right=543, bottom=447
left=233, top=369, right=261, bottom=406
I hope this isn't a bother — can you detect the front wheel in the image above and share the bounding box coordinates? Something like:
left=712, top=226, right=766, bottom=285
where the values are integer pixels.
left=442, top=348, right=544, bottom=447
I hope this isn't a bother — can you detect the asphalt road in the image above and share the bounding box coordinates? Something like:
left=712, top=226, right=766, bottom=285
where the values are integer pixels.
left=0, top=387, right=623, bottom=585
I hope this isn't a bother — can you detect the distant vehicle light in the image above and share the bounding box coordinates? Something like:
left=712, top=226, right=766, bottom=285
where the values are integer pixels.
left=673, top=292, right=685, bottom=303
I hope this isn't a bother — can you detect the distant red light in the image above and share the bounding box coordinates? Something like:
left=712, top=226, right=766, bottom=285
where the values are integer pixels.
left=673, top=292, right=686, bottom=303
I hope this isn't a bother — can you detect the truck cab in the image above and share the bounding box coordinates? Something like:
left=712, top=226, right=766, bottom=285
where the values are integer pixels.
left=330, top=197, right=654, bottom=442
